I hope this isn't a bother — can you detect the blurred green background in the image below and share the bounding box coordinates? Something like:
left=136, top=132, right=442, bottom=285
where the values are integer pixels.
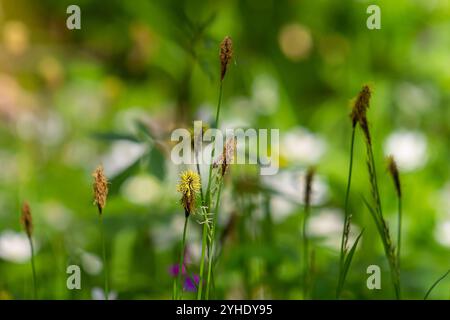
left=0, top=0, right=449, bottom=299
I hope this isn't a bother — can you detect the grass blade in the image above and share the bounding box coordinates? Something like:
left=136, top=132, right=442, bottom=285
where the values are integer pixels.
left=424, top=269, right=450, bottom=300
left=337, top=229, right=364, bottom=298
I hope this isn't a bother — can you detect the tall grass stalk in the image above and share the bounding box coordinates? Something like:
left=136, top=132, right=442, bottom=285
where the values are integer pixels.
left=302, top=167, right=315, bottom=299
left=92, top=165, right=110, bottom=300
left=197, top=220, right=208, bottom=299
left=336, top=126, right=356, bottom=299
left=202, top=36, right=232, bottom=299
left=175, top=170, right=201, bottom=299
left=29, top=236, right=37, bottom=299
left=99, top=215, right=109, bottom=300
left=387, top=156, right=402, bottom=276
left=352, top=85, right=401, bottom=299
left=205, top=182, right=223, bottom=299
left=21, top=202, right=37, bottom=299
left=176, top=216, right=189, bottom=299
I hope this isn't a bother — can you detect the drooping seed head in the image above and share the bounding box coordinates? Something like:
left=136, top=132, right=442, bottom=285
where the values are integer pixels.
left=220, top=36, right=233, bottom=81
left=92, top=165, right=109, bottom=215
left=176, top=170, right=201, bottom=217
left=387, top=155, right=401, bottom=197
left=21, top=201, right=33, bottom=237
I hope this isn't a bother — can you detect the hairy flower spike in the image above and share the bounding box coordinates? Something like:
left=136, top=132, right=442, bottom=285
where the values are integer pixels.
left=21, top=202, right=33, bottom=237
left=387, top=155, right=401, bottom=197
left=177, top=170, right=201, bottom=217
left=213, top=138, right=236, bottom=177
left=220, top=36, right=233, bottom=81
left=350, top=85, right=372, bottom=144
left=92, top=165, right=109, bottom=215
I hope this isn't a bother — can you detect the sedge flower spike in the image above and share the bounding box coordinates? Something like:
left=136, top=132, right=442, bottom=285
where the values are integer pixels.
left=92, top=165, right=109, bottom=215
left=387, top=155, right=401, bottom=197
left=21, top=202, right=33, bottom=237
left=220, top=36, right=233, bottom=81
left=177, top=170, right=201, bottom=217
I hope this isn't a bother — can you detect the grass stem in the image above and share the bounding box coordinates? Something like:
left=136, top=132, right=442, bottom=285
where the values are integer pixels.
left=28, top=235, right=37, bottom=299
left=177, top=216, right=189, bottom=299
left=337, top=126, right=356, bottom=299
left=99, top=215, right=109, bottom=300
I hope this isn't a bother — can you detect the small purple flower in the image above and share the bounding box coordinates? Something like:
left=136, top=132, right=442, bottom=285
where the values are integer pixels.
left=184, top=274, right=200, bottom=292
left=168, top=264, right=186, bottom=277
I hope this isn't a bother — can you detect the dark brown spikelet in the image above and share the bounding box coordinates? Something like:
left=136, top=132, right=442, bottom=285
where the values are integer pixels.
left=350, top=85, right=372, bottom=144
left=220, top=36, right=233, bottom=81
left=92, top=165, right=109, bottom=215
left=21, top=202, right=33, bottom=237
left=304, top=167, right=316, bottom=208
left=387, top=155, right=401, bottom=197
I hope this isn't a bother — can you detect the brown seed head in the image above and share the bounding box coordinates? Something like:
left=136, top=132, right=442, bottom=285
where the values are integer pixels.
left=304, top=167, right=316, bottom=208
left=213, top=137, right=236, bottom=177
left=350, top=85, right=371, bottom=126
left=387, top=155, right=401, bottom=197
left=92, top=165, right=109, bottom=215
left=21, top=202, right=33, bottom=237
left=220, top=36, right=233, bottom=81
left=350, top=85, right=372, bottom=143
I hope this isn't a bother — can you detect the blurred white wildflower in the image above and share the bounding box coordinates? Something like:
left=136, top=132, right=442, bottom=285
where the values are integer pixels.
left=395, top=82, right=436, bottom=114
left=16, top=110, right=66, bottom=146
left=41, top=201, right=72, bottom=231
left=281, top=127, right=327, bottom=165
left=121, top=174, right=162, bottom=205
left=0, top=151, right=18, bottom=183
left=151, top=214, right=200, bottom=251
left=263, top=170, right=329, bottom=223
left=102, top=141, right=147, bottom=177
left=251, top=75, right=279, bottom=115
left=384, top=130, right=428, bottom=171
left=0, top=231, right=33, bottom=263
left=91, top=287, right=117, bottom=300
left=434, top=220, right=450, bottom=248
left=81, top=251, right=103, bottom=275
left=307, top=208, right=359, bottom=251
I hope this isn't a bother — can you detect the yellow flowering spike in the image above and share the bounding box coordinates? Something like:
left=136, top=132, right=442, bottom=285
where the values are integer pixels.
left=177, top=170, right=201, bottom=217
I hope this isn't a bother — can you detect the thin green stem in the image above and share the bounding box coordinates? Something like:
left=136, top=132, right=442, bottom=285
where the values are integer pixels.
left=397, top=196, right=402, bottom=272
left=28, top=236, right=37, bottom=299
left=337, top=126, right=356, bottom=299
left=177, top=216, right=189, bottom=300
left=302, top=204, right=310, bottom=299
left=205, top=182, right=223, bottom=299
left=424, top=269, right=450, bottom=300
left=197, top=221, right=208, bottom=300
left=205, top=81, right=224, bottom=206
left=99, top=215, right=109, bottom=300
left=366, top=144, right=401, bottom=299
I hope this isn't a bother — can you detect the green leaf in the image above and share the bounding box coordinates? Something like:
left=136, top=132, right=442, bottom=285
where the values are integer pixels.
left=135, top=120, right=156, bottom=142
left=148, top=145, right=166, bottom=181
left=337, top=229, right=364, bottom=298
left=92, top=132, right=140, bottom=143
left=109, top=156, right=144, bottom=196
left=424, top=269, right=450, bottom=300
